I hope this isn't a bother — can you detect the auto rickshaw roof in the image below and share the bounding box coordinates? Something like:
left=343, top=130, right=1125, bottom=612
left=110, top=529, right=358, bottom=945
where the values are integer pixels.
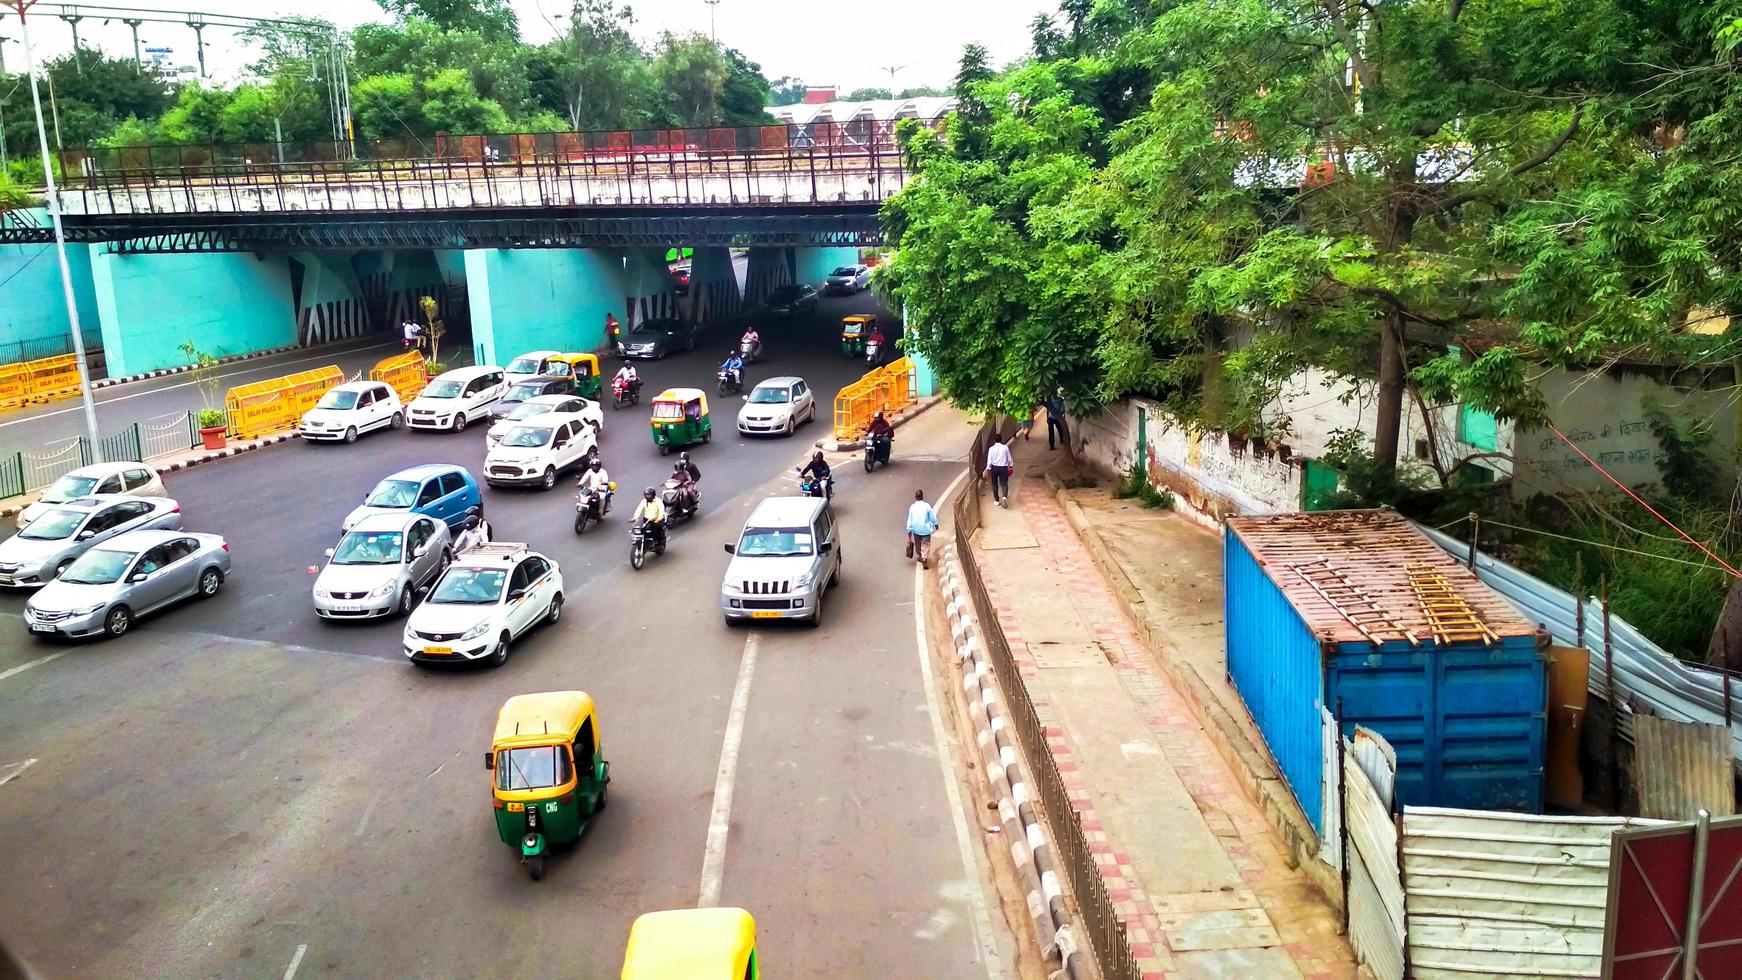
left=553, top=352, right=600, bottom=368
left=492, top=691, right=594, bottom=748
left=621, top=908, right=756, bottom=979
left=842, top=314, right=876, bottom=325
left=652, top=388, right=708, bottom=410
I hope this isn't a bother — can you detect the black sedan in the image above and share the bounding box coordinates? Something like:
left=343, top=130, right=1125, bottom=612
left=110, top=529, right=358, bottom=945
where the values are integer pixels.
left=766, top=283, right=820, bottom=317
left=616, top=318, right=697, bottom=359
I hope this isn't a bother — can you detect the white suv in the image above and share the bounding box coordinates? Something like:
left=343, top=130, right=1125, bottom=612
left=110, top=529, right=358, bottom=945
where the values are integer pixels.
left=407, top=366, right=506, bottom=432
left=483, top=414, right=600, bottom=490
left=403, top=543, right=563, bottom=667
left=300, top=381, right=404, bottom=443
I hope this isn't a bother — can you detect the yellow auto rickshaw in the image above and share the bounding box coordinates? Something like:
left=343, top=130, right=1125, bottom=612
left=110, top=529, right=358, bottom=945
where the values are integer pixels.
left=621, top=907, right=758, bottom=979
left=487, top=691, right=610, bottom=881
left=841, top=314, right=875, bottom=357
left=650, top=387, right=710, bottom=454
left=548, top=352, right=603, bottom=399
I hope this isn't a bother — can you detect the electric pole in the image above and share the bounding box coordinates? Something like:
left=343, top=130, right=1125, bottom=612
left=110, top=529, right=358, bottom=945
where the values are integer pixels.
left=704, top=0, right=719, bottom=44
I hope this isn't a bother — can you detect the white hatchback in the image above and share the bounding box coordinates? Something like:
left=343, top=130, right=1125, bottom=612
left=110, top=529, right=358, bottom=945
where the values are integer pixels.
left=483, top=413, right=600, bottom=490
left=403, top=543, right=563, bottom=667
left=736, top=376, right=817, bottom=437
left=407, top=366, right=506, bottom=432
left=300, top=381, right=404, bottom=443
left=504, top=350, right=564, bottom=386
left=18, top=462, right=165, bottom=529
left=485, top=394, right=604, bottom=447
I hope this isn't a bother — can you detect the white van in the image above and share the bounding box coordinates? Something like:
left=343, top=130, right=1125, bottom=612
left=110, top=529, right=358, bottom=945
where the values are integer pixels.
left=407, top=365, right=506, bottom=432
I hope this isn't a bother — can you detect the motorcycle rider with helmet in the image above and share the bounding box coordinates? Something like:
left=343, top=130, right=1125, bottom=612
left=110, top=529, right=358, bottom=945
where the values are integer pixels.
left=576, top=456, right=613, bottom=515
left=632, top=486, right=668, bottom=548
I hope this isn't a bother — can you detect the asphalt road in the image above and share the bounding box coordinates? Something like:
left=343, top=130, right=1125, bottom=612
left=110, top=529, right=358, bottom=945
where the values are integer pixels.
left=0, top=292, right=1010, bottom=978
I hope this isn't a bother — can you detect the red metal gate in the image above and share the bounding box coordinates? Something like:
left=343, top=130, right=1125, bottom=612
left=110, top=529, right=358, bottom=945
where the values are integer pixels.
left=1604, top=812, right=1742, bottom=978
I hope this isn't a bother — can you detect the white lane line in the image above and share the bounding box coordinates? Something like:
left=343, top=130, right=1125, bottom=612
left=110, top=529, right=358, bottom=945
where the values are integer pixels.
left=0, top=651, right=66, bottom=683
left=0, top=342, right=394, bottom=430
left=354, top=790, right=382, bottom=837
left=914, top=467, right=1005, bottom=978
left=282, top=943, right=308, bottom=980
left=698, top=632, right=759, bottom=908
left=0, top=758, right=38, bottom=787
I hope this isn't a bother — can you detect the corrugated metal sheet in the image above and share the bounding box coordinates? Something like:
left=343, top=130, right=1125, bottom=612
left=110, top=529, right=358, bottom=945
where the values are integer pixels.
left=1225, top=529, right=1327, bottom=833
left=1345, top=731, right=1404, bottom=980
left=1632, top=714, right=1736, bottom=820
left=1419, top=523, right=1742, bottom=765
left=1228, top=510, right=1536, bottom=645
left=1322, top=707, right=1342, bottom=867
left=1401, top=807, right=1667, bottom=978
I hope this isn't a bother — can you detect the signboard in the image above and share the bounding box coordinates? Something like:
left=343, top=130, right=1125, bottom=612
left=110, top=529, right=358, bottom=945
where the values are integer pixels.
left=1604, top=812, right=1742, bottom=978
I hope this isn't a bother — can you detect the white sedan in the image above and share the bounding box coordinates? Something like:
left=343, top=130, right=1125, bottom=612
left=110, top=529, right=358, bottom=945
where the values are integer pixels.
left=483, top=413, right=599, bottom=490
left=300, top=381, right=404, bottom=443
left=485, top=394, right=603, bottom=447
left=403, top=543, right=563, bottom=667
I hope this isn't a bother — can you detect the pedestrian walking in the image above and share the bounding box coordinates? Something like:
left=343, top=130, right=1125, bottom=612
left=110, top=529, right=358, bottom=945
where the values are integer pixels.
left=906, top=488, right=939, bottom=568
left=985, top=432, right=1014, bottom=506
left=1019, top=407, right=1035, bottom=441
left=1046, top=390, right=1068, bottom=451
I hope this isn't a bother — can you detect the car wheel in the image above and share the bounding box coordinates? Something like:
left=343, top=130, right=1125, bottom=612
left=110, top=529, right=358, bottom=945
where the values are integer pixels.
left=724, top=615, right=743, bottom=628
left=686, top=335, right=696, bottom=352
left=343, top=426, right=358, bottom=444
left=396, top=585, right=414, bottom=616
left=489, top=633, right=511, bottom=668
left=198, top=567, right=223, bottom=597
left=104, top=606, right=133, bottom=637
left=452, top=413, right=467, bottom=433
left=540, top=467, right=556, bottom=491
left=546, top=593, right=563, bottom=625
left=831, top=555, right=841, bottom=587
left=391, top=412, right=404, bottom=429
left=808, top=591, right=823, bottom=628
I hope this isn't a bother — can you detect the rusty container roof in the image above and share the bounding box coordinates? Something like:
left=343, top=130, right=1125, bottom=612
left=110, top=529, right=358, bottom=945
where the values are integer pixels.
left=1226, top=509, right=1537, bottom=647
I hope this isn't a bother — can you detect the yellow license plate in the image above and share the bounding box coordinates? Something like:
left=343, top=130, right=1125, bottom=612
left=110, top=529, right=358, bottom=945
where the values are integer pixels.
left=422, top=645, right=453, bottom=656
left=750, top=611, right=781, bottom=620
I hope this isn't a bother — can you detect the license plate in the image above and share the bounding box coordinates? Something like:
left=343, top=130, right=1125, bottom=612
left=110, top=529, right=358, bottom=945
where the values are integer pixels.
left=28, top=625, right=54, bottom=634
left=421, top=645, right=453, bottom=656
left=750, top=611, right=781, bottom=620
left=331, top=603, right=362, bottom=613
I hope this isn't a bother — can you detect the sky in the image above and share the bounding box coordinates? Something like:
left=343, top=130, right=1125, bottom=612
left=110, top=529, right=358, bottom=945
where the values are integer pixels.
left=0, top=0, right=1054, bottom=96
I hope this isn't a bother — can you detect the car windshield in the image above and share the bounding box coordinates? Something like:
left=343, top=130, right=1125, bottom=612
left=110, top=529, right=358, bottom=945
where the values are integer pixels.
left=748, top=387, right=791, bottom=404
left=429, top=567, right=506, bottom=604
left=60, top=548, right=134, bottom=585
left=365, top=479, right=420, bottom=508
left=501, top=426, right=552, bottom=448
left=316, top=389, right=359, bottom=411
left=502, top=385, right=539, bottom=404
left=830, top=266, right=858, bottom=276
left=630, top=326, right=663, bottom=338
left=495, top=745, right=574, bottom=791
left=769, top=286, right=803, bottom=302
left=332, top=531, right=404, bottom=565
left=421, top=380, right=463, bottom=399
left=41, top=474, right=100, bottom=501
left=507, top=356, right=543, bottom=374
left=18, top=509, right=86, bottom=540
left=737, top=526, right=814, bottom=557
left=505, top=402, right=552, bottom=421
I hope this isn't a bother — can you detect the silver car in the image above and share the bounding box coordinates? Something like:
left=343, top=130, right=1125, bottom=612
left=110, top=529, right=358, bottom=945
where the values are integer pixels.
left=23, top=529, right=229, bottom=639
left=313, top=512, right=451, bottom=620
left=720, top=496, right=841, bottom=627
left=0, top=496, right=183, bottom=588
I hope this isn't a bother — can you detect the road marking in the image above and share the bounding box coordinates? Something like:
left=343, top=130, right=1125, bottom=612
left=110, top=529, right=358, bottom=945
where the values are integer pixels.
left=354, top=790, right=382, bottom=837
left=0, top=758, right=38, bottom=787
left=0, top=341, right=394, bottom=430
left=0, top=651, right=65, bottom=683
left=913, top=475, right=1007, bottom=978
left=282, top=943, right=307, bottom=980
left=698, top=632, right=758, bottom=908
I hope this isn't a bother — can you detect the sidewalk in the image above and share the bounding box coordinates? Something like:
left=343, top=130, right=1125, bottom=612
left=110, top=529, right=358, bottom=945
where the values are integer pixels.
left=972, top=434, right=1355, bottom=979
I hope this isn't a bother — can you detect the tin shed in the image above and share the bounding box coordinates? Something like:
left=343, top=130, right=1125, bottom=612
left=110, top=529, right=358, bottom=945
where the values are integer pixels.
left=1225, top=510, right=1546, bottom=836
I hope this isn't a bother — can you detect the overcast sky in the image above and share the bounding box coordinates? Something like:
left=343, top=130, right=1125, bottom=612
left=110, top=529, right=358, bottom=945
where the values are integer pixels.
left=0, top=0, right=1053, bottom=96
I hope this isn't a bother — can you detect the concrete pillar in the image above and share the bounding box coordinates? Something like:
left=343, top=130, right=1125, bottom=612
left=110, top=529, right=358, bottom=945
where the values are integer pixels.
left=742, top=247, right=792, bottom=308
left=0, top=208, right=100, bottom=362
left=684, top=246, right=742, bottom=324
left=92, top=249, right=296, bottom=377
left=463, top=247, right=628, bottom=367
left=791, top=246, right=862, bottom=290
left=290, top=251, right=371, bottom=346
left=622, top=249, right=681, bottom=327
left=910, top=347, right=938, bottom=397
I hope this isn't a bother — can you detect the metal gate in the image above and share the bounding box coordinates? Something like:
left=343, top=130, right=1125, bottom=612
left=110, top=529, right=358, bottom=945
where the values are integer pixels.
left=1603, top=812, right=1742, bottom=978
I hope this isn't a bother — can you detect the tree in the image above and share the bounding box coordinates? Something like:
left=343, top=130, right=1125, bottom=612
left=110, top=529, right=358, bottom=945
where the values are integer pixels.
left=2, top=54, right=171, bottom=159
left=845, top=87, right=894, bottom=101
left=652, top=33, right=727, bottom=127
left=419, top=68, right=510, bottom=133
left=156, top=85, right=234, bottom=144
left=768, top=76, right=807, bottom=106
left=352, top=73, right=424, bottom=140
left=376, top=0, right=517, bottom=35
left=896, top=85, right=952, bottom=99
left=539, top=0, right=659, bottom=132
left=720, top=49, right=774, bottom=125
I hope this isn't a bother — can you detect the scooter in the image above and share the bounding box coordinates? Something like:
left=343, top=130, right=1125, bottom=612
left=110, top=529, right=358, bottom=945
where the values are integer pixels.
left=864, top=432, right=892, bottom=472
left=629, top=519, right=667, bottom=571
left=797, top=468, right=833, bottom=501
left=717, top=368, right=743, bottom=396
left=661, top=478, right=701, bottom=524
left=574, top=484, right=612, bottom=535
left=739, top=338, right=762, bottom=363
left=865, top=339, right=882, bottom=365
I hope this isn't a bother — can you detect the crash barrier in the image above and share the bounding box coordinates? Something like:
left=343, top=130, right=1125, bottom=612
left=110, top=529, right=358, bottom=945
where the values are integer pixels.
left=0, top=352, right=91, bottom=411
left=951, top=416, right=1141, bottom=980
left=832, top=356, right=917, bottom=439
left=369, top=350, right=428, bottom=404
left=224, top=365, right=344, bottom=439
left=0, top=413, right=199, bottom=499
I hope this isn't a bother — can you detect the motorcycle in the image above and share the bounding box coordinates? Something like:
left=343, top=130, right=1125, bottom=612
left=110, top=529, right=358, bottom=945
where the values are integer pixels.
left=629, top=519, right=667, bottom=571
left=717, top=368, right=743, bottom=396
left=739, top=338, right=762, bottom=363
left=797, top=468, right=833, bottom=501
left=864, top=432, right=892, bottom=472
left=661, top=478, right=700, bottom=524
left=574, top=484, right=611, bottom=535
left=865, top=339, right=882, bottom=365
left=612, top=376, right=641, bottom=410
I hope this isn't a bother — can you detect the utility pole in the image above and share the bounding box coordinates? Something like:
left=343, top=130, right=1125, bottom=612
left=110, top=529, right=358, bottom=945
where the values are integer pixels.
left=704, top=0, right=719, bottom=44
left=57, top=9, right=79, bottom=72
left=5, top=0, right=105, bottom=460
left=187, top=15, right=205, bottom=77
left=124, top=18, right=143, bottom=68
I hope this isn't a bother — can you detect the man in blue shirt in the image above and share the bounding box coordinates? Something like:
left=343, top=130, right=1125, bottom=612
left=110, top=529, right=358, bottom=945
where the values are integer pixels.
left=906, top=488, right=939, bottom=568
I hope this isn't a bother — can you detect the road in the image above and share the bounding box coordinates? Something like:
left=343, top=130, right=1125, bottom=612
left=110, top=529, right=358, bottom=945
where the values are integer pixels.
left=0, top=291, right=1013, bottom=978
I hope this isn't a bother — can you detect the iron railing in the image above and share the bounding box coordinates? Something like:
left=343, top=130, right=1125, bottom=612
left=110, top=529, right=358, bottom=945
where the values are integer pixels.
left=952, top=418, right=1143, bottom=980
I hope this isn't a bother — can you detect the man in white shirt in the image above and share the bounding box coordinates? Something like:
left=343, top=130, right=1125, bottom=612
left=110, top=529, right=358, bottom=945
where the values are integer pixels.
left=985, top=433, right=1015, bottom=506
left=402, top=320, right=422, bottom=350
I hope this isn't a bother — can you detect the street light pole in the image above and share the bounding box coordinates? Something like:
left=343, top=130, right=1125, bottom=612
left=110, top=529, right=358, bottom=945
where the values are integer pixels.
left=8, top=0, right=105, bottom=460
left=704, top=0, right=719, bottom=44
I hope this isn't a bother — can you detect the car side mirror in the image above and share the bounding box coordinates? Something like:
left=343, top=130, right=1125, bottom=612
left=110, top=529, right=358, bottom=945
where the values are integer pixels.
left=128, top=572, right=148, bottom=583
left=723, top=543, right=735, bottom=555
left=484, top=752, right=495, bottom=770
left=820, top=542, right=834, bottom=554
left=508, top=588, right=526, bottom=601
left=411, top=544, right=428, bottom=559
left=76, top=530, right=95, bottom=541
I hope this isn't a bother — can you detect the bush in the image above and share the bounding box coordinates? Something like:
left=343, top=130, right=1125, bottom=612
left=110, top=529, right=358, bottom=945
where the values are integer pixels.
left=195, top=408, right=226, bottom=429
left=1113, top=459, right=1174, bottom=510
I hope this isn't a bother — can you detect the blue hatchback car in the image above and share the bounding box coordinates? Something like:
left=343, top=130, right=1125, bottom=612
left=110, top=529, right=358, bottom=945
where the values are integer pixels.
left=340, top=464, right=483, bottom=534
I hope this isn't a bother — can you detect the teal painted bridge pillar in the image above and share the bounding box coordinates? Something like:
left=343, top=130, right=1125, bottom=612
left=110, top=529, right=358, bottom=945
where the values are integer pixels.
left=0, top=209, right=100, bottom=362
left=92, top=250, right=297, bottom=377
left=790, top=247, right=862, bottom=289
left=463, top=248, right=629, bottom=366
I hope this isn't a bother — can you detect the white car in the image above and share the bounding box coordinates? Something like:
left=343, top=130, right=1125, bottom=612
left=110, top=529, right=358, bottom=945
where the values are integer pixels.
left=407, top=365, right=507, bottom=432
left=505, top=350, right=564, bottom=386
left=300, top=380, right=404, bottom=443
left=823, top=264, right=872, bottom=294
left=402, top=542, right=563, bottom=667
left=483, top=413, right=600, bottom=490
left=736, top=376, right=817, bottom=436
left=485, top=394, right=604, bottom=447
left=18, top=462, right=166, bottom=529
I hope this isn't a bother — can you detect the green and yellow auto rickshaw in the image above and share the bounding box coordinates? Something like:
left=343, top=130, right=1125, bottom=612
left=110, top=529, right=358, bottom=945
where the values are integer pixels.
left=650, top=387, right=711, bottom=455
left=621, top=907, right=759, bottom=979
left=487, top=691, right=610, bottom=881
left=549, top=352, right=603, bottom=399
left=841, top=314, right=874, bottom=357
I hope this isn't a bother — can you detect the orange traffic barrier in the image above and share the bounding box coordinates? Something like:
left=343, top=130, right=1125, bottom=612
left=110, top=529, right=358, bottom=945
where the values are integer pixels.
left=833, top=356, right=916, bottom=439
left=22, top=353, right=82, bottom=404
left=0, top=362, right=28, bottom=410
left=224, top=365, right=344, bottom=439
left=369, top=350, right=428, bottom=403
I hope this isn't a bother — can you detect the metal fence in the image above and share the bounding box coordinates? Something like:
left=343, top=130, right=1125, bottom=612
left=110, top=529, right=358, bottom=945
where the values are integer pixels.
left=0, top=412, right=199, bottom=500
left=952, top=418, right=1142, bottom=980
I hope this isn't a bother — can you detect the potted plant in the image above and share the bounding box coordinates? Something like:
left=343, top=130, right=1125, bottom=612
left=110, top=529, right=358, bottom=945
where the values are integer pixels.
left=196, top=408, right=228, bottom=449
left=179, top=340, right=227, bottom=449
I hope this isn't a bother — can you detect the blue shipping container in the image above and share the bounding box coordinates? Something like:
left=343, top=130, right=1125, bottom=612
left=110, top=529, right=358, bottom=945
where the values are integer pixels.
left=1224, top=511, right=1546, bottom=837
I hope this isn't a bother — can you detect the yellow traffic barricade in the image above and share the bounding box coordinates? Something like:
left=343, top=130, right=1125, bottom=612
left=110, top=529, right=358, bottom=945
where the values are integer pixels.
left=369, top=351, right=428, bottom=404
left=225, top=365, right=344, bottom=439
left=22, top=354, right=82, bottom=404
left=0, top=362, right=29, bottom=411
left=832, top=355, right=916, bottom=439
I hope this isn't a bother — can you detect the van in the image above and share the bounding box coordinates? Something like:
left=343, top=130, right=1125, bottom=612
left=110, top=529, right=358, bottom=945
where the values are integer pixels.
left=720, top=496, right=840, bottom=628
left=407, top=365, right=507, bottom=432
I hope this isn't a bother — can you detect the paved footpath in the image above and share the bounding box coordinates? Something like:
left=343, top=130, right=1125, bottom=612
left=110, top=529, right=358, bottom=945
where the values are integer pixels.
left=971, top=433, right=1356, bottom=979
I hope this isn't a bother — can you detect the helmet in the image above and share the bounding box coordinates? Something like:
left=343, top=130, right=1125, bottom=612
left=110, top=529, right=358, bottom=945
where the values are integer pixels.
left=463, top=515, right=479, bottom=530
left=589, top=457, right=602, bottom=469
left=674, top=461, right=687, bottom=472
left=644, top=487, right=657, bottom=500
left=679, top=451, right=691, bottom=463
left=874, top=410, right=885, bottom=420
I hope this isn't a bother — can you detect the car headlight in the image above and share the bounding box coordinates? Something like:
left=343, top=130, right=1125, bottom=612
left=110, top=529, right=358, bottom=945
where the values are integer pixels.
left=796, top=570, right=814, bottom=588
left=67, top=603, right=104, bottom=617
left=460, top=621, right=492, bottom=641
left=312, top=587, right=330, bottom=599
left=370, top=580, right=397, bottom=598
left=723, top=580, right=742, bottom=595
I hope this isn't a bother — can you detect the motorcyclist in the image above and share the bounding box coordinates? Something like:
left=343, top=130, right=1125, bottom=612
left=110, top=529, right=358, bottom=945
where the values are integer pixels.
left=865, top=410, right=894, bottom=462
left=739, top=327, right=761, bottom=358
left=576, top=457, right=613, bottom=514
left=677, top=450, right=701, bottom=484
left=612, top=362, right=641, bottom=394
left=866, top=324, right=887, bottom=363
left=632, top=486, right=668, bottom=547
left=668, top=460, right=699, bottom=515
left=720, top=349, right=745, bottom=388
left=799, top=450, right=832, bottom=495
left=452, top=513, right=489, bottom=553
